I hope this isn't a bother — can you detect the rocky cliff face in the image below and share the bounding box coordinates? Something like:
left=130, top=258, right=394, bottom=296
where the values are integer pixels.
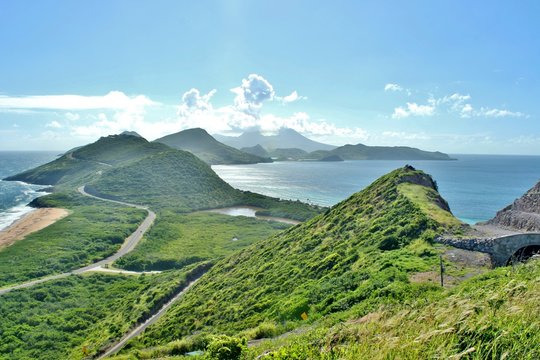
left=487, top=180, right=540, bottom=232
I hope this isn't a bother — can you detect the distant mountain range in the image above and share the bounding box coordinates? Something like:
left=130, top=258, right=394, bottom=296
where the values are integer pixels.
left=154, top=128, right=272, bottom=165
left=214, top=128, right=337, bottom=152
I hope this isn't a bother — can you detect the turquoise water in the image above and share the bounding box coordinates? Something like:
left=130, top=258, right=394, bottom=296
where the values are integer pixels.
left=213, top=155, right=540, bottom=224
left=0, top=151, right=59, bottom=230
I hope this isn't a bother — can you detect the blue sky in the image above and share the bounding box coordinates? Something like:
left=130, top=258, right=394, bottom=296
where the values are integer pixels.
left=0, top=1, right=539, bottom=154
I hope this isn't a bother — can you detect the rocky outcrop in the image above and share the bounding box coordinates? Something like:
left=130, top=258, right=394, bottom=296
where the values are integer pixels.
left=487, top=180, right=540, bottom=232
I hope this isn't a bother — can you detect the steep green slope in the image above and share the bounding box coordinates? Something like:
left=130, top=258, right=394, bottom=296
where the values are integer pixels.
left=0, top=269, right=198, bottom=360
left=246, top=260, right=540, bottom=359
left=155, top=128, right=272, bottom=165
left=126, top=166, right=463, bottom=348
left=87, top=149, right=241, bottom=211
left=309, top=143, right=454, bottom=161
left=72, top=134, right=169, bottom=165
left=3, top=134, right=168, bottom=186
left=3, top=154, right=103, bottom=186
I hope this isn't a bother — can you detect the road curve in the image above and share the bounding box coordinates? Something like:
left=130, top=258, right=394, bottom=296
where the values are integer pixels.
left=0, top=186, right=155, bottom=295
left=97, top=276, right=203, bottom=359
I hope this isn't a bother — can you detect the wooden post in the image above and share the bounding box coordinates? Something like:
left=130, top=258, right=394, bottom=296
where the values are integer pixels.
left=439, top=255, right=444, bottom=287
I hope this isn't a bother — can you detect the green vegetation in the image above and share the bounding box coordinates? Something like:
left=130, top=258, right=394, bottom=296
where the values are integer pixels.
left=0, top=269, right=197, bottom=360
left=3, top=153, right=104, bottom=186
left=155, top=128, right=272, bottom=165
left=122, top=167, right=466, bottom=351
left=398, top=183, right=463, bottom=229
left=0, top=192, right=146, bottom=287
left=72, top=134, right=169, bottom=165
left=246, top=260, right=540, bottom=359
left=88, top=149, right=242, bottom=211
left=306, top=144, right=454, bottom=161
left=115, top=212, right=290, bottom=271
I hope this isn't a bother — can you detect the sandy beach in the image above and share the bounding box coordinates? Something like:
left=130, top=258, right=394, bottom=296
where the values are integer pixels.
left=0, top=208, right=70, bottom=249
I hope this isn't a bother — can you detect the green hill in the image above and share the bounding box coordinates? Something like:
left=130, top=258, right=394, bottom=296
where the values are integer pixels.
left=86, top=149, right=243, bottom=211
left=240, top=144, right=270, bottom=158
left=154, top=128, right=272, bottom=165
left=124, top=166, right=468, bottom=349
left=308, top=143, right=454, bottom=161
left=4, top=134, right=168, bottom=186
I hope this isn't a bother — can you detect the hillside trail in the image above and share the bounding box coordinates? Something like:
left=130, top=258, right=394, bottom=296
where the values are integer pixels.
left=0, top=186, right=156, bottom=295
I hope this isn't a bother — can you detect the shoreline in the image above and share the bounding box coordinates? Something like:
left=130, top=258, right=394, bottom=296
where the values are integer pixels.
left=0, top=207, right=70, bottom=249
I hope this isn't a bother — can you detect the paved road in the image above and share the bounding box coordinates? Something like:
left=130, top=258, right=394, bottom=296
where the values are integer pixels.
left=97, top=276, right=204, bottom=359
left=0, top=186, right=155, bottom=295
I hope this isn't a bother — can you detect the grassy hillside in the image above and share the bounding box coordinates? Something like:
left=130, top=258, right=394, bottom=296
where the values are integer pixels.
left=0, top=192, right=146, bottom=287
left=3, top=154, right=104, bottom=186
left=72, top=134, right=169, bottom=165
left=3, top=135, right=168, bottom=187
left=155, top=128, right=272, bottom=165
left=246, top=260, right=540, bottom=359
left=87, top=149, right=243, bottom=211
left=114, top=212, right=290, bottom=271
left=122, top=166, right=466, bottom=350
left=0, top=269, right=199, bottom=360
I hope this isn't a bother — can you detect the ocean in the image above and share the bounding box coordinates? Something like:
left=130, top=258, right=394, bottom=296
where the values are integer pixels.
left=0, top=151, right=59, bottom=231
left=213, top=155, right=540, bottom=224
left=1, top=153, right=540, bottom=230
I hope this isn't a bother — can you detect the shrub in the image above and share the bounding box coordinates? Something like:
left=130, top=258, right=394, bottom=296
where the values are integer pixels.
left=205, top=335, right=247, bottom=360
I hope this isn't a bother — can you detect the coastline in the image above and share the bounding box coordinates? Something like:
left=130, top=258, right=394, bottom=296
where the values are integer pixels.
left=0, top=208, right=70, bottom=249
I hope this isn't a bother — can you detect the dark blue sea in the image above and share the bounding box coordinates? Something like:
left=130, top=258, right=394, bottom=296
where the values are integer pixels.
left=214, top=155, right=540, bottom=224
left=0, top=152, right=59, bottom=230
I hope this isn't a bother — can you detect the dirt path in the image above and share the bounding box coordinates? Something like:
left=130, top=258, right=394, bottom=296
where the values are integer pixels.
left=0, top=186, right=155, bottom=295
left=96, top=275, right=204, bottom=359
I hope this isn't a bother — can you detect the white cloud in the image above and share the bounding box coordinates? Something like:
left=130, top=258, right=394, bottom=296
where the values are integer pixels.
left=478, top=108, right=525, bottom=118
left=384, top=83, right=412, bottom=95
left=276, top=90, right=307, bottom=104
left=0, top=91, right=159, bottom=111
left=46, top=120, right=62, bottom=128
left=392, top=102, right=435, bottom=119
left=174, top=75, right=366, bottom=142
left=391, top=91, right=526, bottom=119
left=231, top=74, right=275, bottom=116
left=384, top=83, right=403, bottom=92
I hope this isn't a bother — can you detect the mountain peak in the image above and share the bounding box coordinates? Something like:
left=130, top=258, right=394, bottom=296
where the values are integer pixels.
left=120, top=131, right=143, bottom=138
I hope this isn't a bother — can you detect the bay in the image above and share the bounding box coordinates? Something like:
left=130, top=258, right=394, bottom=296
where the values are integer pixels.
left=213, top=155, right=540, bottom=224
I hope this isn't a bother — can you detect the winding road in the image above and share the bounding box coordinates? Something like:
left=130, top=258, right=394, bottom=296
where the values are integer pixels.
left=0, top=186, right=156, bottom=295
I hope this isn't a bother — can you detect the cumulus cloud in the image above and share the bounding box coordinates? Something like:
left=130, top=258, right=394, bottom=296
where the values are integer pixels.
left=384, top=83, right=412, bottom=95
left=478, top=108, right=525, bottom=118
left=173, top=74, right=367, bottom=143
left=392, top=102, right=435, bottom=119
left=65, top=112, right=80, bottom=121
left=382, top=131, right=430, bottom=140
left=384, top=83, right=403, bottom=92
left=231, top=74, right=275, bottom=116
left=46, top=120, right=62, bottom=128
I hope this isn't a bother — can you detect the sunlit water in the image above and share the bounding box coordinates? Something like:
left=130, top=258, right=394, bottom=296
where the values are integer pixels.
left=213, top=155, right=540, bottom=224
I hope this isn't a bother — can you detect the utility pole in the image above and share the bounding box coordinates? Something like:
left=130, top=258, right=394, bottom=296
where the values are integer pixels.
left=439, top=255, right=444, bottom=287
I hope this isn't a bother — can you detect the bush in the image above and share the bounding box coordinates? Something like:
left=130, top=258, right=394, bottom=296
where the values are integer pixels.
left=205, top=335, right=247, bottom=360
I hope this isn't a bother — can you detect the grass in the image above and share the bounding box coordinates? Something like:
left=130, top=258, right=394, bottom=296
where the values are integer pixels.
left=118, top=167, right=469, bottom=351
left=0, top=192, right=146, bottom=287
left=398, top=182, right=463, bottom=229
left=246, top=260, right=540, bottom=359
left=114, top=212, right=291, bottom=271
left=0, top=269, right=200, bottom=360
